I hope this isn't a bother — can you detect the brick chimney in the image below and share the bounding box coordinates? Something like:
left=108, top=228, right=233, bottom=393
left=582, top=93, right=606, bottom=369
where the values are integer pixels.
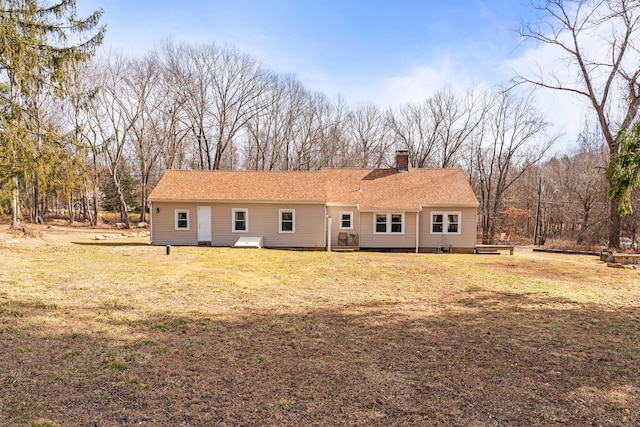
left=395, top=149, right=409, bottom=172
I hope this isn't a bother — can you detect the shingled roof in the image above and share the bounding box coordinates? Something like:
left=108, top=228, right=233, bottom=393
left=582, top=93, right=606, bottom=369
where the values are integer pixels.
left=322, top=168, right=478, bottom=210
left=149, top=170, right=326, bottom=203
left=149, top=168, right=479, bottom=210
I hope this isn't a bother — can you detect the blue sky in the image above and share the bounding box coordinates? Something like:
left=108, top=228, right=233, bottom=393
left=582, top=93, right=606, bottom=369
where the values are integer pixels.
left=76, top=0, right=587, bottom=147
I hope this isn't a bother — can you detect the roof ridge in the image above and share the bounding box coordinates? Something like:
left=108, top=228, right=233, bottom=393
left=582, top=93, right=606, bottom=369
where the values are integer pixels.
left=167, top=169, right=322, bottom=173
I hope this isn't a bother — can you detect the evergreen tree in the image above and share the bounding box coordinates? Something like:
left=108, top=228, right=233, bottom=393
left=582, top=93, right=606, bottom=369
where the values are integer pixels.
left=0, top=0, right=105, bottom=228
left=99, top=162, right=139, bottom=218
left=609, top=122, right=640, bottom=216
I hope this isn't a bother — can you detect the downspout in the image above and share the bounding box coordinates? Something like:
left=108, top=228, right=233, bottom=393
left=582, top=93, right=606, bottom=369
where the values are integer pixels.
left=327, top=214, right=332, bottom=252
left=357, top=204, right=361, bottom=249
left=416, top=204, right=422, bottom=253
left=149, top=201, right=154, bottom=245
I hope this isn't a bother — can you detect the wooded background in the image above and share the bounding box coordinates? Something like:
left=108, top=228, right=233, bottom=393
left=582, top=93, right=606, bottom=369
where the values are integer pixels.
left=1, top=0, right=639, bottom=248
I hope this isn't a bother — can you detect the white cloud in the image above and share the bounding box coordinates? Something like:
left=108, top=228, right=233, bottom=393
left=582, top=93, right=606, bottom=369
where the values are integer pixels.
left=370, top=41, right=591, bottom=151
left=502, top=42, right=589, bottom=148
left=372, top=54, right=489, bottom=107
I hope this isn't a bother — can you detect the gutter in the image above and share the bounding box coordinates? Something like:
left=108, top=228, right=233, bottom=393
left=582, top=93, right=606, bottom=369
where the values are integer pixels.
left=419, top=203, right=480, bottom=209
left=148, top=198, right=326, bottom=205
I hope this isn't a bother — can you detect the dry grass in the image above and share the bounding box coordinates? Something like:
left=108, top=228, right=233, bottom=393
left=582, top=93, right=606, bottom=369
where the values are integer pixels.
left=1, top=225, right=639, bottom=426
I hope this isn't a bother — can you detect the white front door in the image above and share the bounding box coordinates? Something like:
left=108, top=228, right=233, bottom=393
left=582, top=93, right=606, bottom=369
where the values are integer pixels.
left=197, top=206, right=212, bottom=243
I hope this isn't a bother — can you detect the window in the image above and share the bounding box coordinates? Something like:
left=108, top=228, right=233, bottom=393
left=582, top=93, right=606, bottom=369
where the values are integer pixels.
left=279, top=209, right=295, bottom=233
left=232, top=208, right=248, bottom=232
left=374, top=213, right=403, bottom=234
left=340, top=211, right=353, bottom=229
left=447, top=214, right=459, bottom=233
left=391, top=214, right=403, bottom=233
left=432, top=214, right=444, bottom=233
left=431, top=212, right=461, bottom=234
left=175, top=209, right=189, bottom=230
left=375, top=214, right=387, bottom=233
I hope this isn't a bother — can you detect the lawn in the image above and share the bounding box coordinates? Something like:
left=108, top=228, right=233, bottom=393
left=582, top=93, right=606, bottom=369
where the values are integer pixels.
left=1, top=227, right=639, bottom=426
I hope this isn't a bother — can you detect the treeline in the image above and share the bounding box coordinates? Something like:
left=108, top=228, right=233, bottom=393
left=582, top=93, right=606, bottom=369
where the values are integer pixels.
left=2, top=1, right=637, bottom=247
left=505, top=141, right=640, bottom=247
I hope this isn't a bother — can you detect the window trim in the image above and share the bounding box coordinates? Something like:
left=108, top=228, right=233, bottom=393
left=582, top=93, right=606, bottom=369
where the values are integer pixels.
left=430, top=211, right=461, bottom=235
left=339, top=211, right=354, bottom=230
left=232, top=208, right=249, bottom=233
left=174, top=209, right=190, bottom=231
left=279, top=209, right=295, bottom=233
left=373, top=213, right=405, bottom=235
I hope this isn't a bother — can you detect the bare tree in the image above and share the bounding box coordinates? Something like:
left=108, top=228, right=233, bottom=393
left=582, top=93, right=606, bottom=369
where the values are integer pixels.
left=346, top=103, right=391, bottom=168
left=517, top=0, right=640, bottom=248
left=63, top=62, right=100, bottom=225
left=285, top=91, right=347, bottom=171
left=386, top=101, right=440, bottom=168
left=126, top=54, right=165, bottom=222
left=244, top=74, right=307, bottom=170
left=161, top=42, right=215, bottom=170
left=298, top=93, right=352, bottom=170
left=155, top=49, right=191, bottom=170
left=474, top=89, right=556, bottom=243
left=432, top=89, right=487, bottom=168
left=316, top=96, right=351, bottom=168
left=86, top=53, right=143, bottom=229
left=287, top=91, right=325, bottom=171
left=542, top=144, right=609, bottom=245
left=565, top=125, right=609, bottom=245
left=209, top=46, right=268, bottom=169
left=387, top=89, right=487, bottom=169
left=161, top=41, right=268, bottom=170
left=153, top=96, right=190, bottom=171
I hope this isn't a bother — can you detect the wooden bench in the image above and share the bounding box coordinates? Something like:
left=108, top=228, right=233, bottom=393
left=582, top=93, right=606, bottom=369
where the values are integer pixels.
left=475, top=247, right=499, bottom=255
left=610, top=253, right=640, bottom=265
left=475, top=244, right=514, bottom=255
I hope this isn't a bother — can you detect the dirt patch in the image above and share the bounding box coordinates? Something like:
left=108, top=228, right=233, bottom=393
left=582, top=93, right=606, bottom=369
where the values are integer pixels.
left=1, top=226, right=639, bottom=426
left=0, top=222, right=148, bottom=247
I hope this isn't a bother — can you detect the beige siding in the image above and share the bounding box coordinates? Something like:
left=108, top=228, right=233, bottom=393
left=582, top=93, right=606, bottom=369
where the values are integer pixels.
left=326, top=206, right=359, bottom=247
left=359, top=212, right=417, bottom=249
left=419, top=207, right=477, bottom=251
left=150, top=203, right=199, bottom=245
left=212, top=203, right=326, bottom=248
left=151, top=202, right=326, bottom=248
left=150, top=202, right=477, bottom=251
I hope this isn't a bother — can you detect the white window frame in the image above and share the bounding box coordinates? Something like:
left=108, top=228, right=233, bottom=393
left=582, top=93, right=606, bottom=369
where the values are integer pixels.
left=279, top=209, right=295, bottom=233
left=373, top=213, right=404, bottom=235
left=430, top=211, right=461, bottom=235
left=174, top=209, right=190, bottom=231
left=232, top=208, right=249, bottom=233
left=339, top=211, right=354, bottom=230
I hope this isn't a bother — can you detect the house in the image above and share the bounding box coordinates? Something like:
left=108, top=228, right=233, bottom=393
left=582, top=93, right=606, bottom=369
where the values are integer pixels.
left=148, top=150, right=479, bottom=253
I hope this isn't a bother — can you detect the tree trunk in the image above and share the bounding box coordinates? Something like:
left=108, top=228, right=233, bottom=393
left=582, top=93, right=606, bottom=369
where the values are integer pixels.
left=608, top=142, right=622, bottom=248
left=112, top=171, right=131, bottom=229
left=69, top=193, right=75, bottom=226
left=609, top=199, right=621, bottom=249
left=92, top=153, right=99, bottom=226
left=32, top=176, right=42, bottom=224
left=83, top=190, right=94, bottom=225
left=576, top=205, right=590, bottom=246
left=139, top=180, right=147, bottom=223
left=10, top=177, right=20, bottom=229
left=481, top=200, right=493, bottom=244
